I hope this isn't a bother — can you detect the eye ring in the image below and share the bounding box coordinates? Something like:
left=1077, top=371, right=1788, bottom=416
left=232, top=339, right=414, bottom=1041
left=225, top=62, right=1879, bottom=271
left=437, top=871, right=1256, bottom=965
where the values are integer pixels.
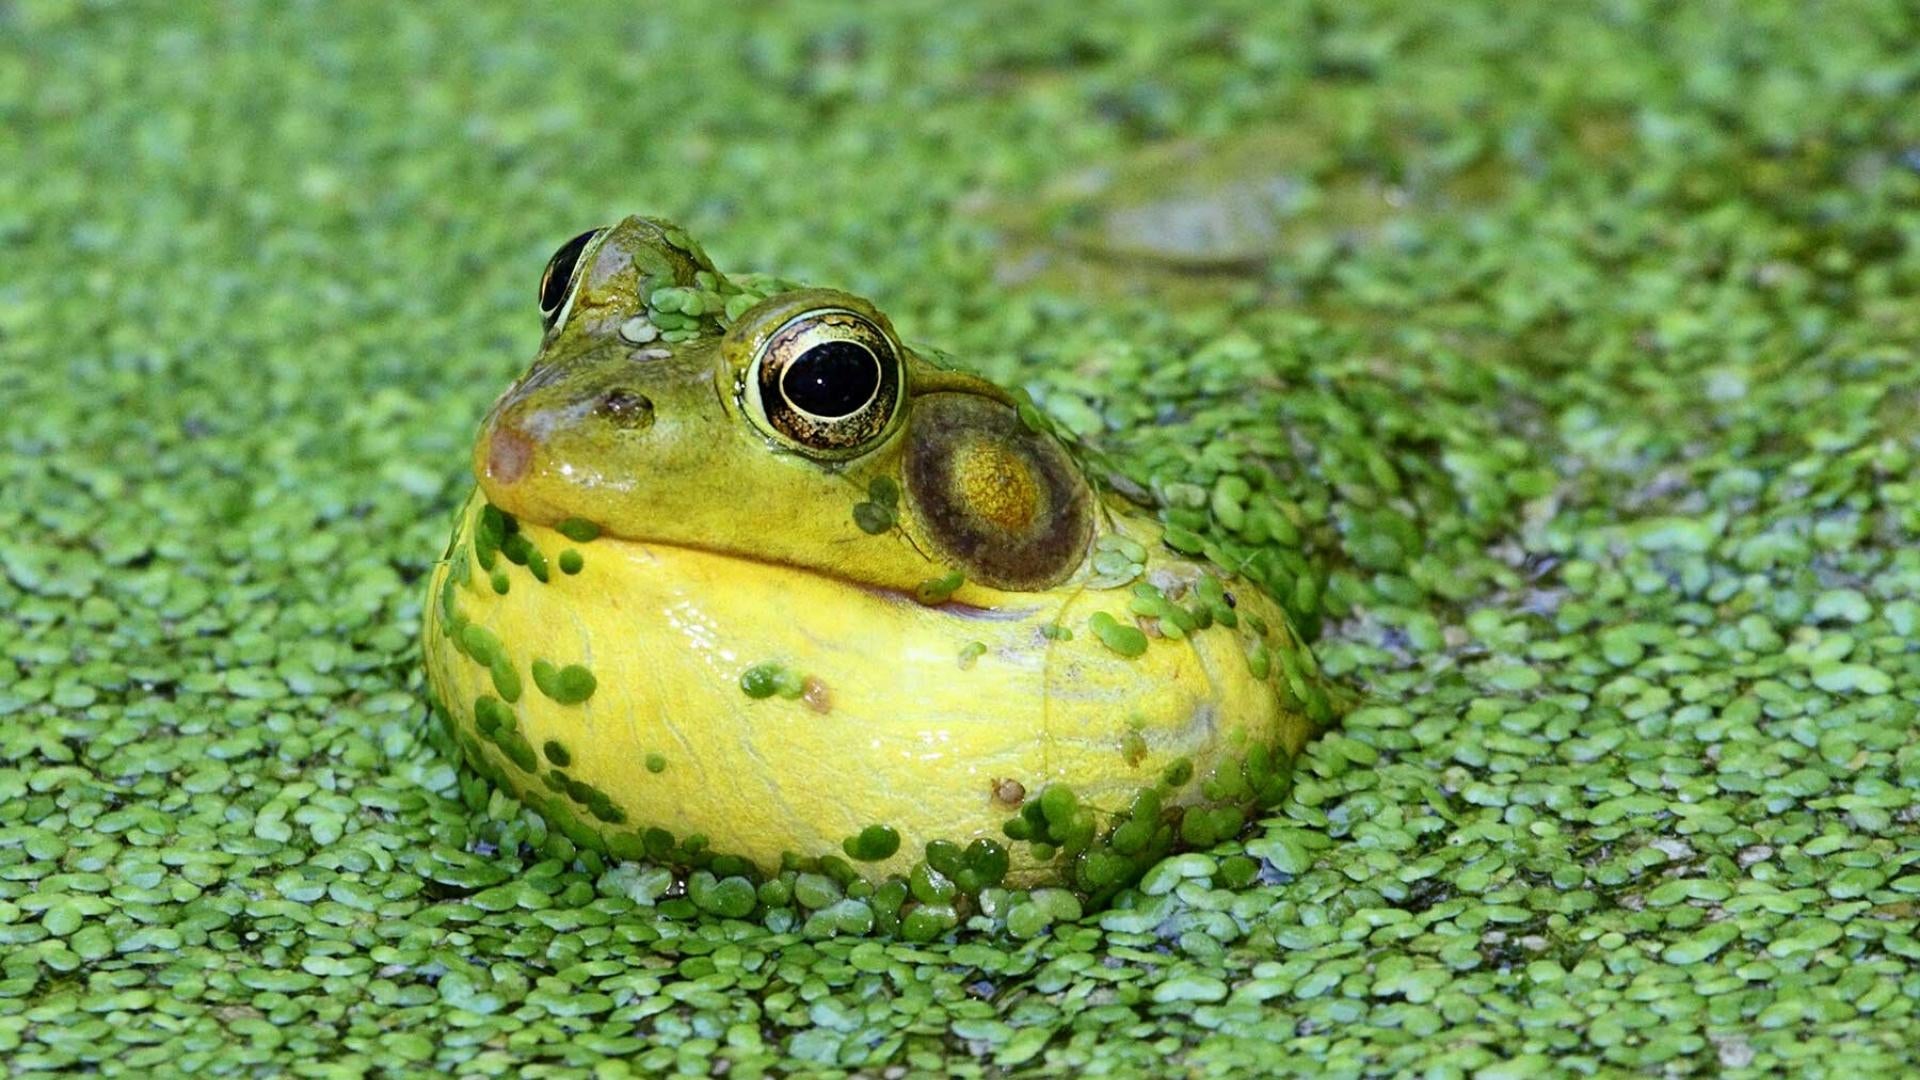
left=538, top=227, right=607, bottom=332
left=748, top=308, right=903, bottom=457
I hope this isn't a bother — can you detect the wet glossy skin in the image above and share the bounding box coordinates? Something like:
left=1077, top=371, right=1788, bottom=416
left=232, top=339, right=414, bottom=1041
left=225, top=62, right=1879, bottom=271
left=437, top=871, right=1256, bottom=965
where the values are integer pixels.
left=423, top=216, right=1333, bottom=888
left=478, top=219, right=1092, bottom=595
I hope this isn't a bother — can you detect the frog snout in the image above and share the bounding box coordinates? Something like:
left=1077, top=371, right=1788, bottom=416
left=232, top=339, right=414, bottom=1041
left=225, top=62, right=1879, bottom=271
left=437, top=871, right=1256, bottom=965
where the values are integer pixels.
left=481, top=384, right=660, bottom=488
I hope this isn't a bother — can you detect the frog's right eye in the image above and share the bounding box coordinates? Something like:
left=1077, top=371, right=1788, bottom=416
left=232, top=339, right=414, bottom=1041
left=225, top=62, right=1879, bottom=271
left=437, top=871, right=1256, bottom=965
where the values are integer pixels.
left=538, top=227, right=606, bottom=331
left=745, top=308, right=904, bottom=459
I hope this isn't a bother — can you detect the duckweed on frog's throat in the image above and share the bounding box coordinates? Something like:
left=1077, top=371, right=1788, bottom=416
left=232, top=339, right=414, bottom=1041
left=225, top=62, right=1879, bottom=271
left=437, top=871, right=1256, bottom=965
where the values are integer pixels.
left=422, top=215, right=1340, bottom=906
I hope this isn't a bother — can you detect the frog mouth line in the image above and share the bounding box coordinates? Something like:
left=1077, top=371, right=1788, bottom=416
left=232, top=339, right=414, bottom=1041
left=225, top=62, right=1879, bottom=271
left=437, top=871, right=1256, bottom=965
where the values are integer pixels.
left=560, top=529, right=1041, bottom=623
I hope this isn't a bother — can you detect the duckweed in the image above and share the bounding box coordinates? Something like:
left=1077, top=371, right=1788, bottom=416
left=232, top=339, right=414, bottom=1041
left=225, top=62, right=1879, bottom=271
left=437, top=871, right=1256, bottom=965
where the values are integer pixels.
left=487, top=656, right=521, bottom=702
left=530, top=659, right=596, bottom=704
left=851, top=501, right=894, bottom=534
left=11, top=1, right=1920, bottom=1075
left=497, top=531, right=534, bottom=568
left=472, top=695, right=515, bottom=737
left=1129, top=582, right=1198, bottom=640
left=916, top=570, right=965, bottom=604
left=1087, top=611, right=1149, bottom=657
left=739, top=662, right=783, bottom=698
left=494, top=726, right=538, bottom=773
left=739, top=661, right=807, bottom=700
left=1245, top=639, right=1271, bottom=680
left=688, top=872, right=758, bottom=918
left=843, top=825, right=903, bottom=862
left=475, top=504, right=510, bottom=568
left=851, top=476, right=902, bottom=535
left=457, top=622, right=503, bottom=667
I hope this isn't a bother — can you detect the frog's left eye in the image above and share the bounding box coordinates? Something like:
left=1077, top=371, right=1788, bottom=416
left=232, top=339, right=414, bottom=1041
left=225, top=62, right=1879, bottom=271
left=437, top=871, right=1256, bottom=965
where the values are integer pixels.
left=538, top=227, right=606, bottom=332
left=748, top=309, right=903, bottom=457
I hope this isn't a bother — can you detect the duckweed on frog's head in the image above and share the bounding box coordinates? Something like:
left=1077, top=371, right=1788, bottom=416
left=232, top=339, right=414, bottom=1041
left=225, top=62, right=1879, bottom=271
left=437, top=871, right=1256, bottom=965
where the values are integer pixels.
left=422, top=215, right=1340, bottom=912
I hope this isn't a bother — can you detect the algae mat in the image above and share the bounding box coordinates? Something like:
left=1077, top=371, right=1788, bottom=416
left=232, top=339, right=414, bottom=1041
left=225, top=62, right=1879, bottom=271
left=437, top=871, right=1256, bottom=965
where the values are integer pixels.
left=5, top=1, right=1920, bottom=1075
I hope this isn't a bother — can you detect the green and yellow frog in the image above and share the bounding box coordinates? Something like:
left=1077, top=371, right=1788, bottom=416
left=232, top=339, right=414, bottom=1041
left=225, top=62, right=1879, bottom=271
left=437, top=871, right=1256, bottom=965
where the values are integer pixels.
left=424, top=216, right=1336, bottom=904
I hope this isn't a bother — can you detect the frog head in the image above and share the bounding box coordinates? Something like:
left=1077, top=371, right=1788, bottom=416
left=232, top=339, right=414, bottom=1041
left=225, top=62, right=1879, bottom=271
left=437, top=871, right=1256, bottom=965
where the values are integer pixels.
left=476, top=215, right=1098, bottom=597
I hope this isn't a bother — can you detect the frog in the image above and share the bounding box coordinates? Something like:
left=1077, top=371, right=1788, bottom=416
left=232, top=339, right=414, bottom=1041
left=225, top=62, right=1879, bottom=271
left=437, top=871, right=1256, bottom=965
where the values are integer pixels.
left=422, top=216, right=1338, bottom=904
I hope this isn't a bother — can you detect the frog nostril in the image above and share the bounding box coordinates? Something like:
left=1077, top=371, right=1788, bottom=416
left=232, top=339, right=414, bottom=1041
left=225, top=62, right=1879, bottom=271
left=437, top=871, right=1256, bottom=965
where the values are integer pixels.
left=597, top=389, right=656, bottom=430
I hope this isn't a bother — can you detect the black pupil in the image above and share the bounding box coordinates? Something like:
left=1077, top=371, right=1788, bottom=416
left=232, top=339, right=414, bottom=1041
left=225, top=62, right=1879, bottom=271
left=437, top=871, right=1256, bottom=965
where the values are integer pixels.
left=539, top=229, right=599, bottom=316
left=782, top=341, right=880, bottom=418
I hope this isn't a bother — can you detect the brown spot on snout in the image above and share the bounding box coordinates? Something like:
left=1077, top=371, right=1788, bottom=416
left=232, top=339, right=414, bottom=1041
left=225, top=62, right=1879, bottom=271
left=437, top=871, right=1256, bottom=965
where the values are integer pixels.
left=487, top=423, right=534, bottom=485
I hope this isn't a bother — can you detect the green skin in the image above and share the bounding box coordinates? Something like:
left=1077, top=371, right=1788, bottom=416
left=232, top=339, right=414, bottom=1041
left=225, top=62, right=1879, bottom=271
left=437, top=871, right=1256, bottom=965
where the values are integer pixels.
left=472, top=218, right=1073, bottom=597
left=426, top=216, right=1338, bottom=924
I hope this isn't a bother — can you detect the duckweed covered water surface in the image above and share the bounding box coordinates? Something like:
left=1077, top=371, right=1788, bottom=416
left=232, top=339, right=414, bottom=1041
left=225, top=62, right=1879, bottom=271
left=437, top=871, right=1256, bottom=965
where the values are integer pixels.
left=5, top=1, right=1920, bottom=1075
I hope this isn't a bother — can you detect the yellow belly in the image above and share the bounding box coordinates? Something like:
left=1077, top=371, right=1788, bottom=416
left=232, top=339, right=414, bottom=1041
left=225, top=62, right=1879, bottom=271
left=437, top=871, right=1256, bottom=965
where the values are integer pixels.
left=423, top=492, right=1329, bottom=892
